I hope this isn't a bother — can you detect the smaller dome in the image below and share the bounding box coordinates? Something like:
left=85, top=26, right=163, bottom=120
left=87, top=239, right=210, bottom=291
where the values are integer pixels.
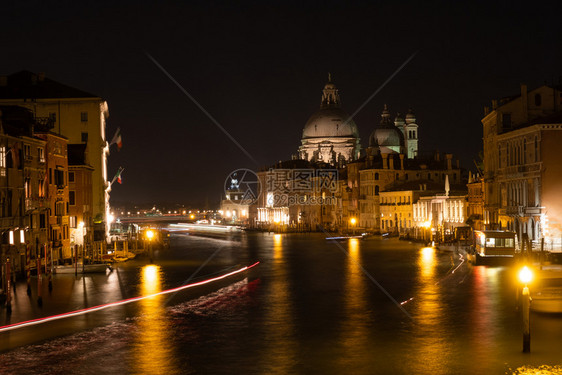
left=394, top=113, right=405, bottom=127
left=368, top=105, right=405, bottom=150
left=405, top=109, right=416, bottom=124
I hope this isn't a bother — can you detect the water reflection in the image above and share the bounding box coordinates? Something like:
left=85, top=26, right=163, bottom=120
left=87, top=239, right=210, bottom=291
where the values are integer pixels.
left=261, top=234, right=297, bottom=374
left=339, top=238, right=370, bottom=368
left=131, top=265, right=178, bottom=375
left=410, top=247, right=448, bottom=374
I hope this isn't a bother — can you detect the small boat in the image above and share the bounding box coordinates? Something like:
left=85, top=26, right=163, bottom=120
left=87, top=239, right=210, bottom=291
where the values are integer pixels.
left=326, top=234, right=367, bottom=241
left=112, top=251, right=137, bottom=262
left=531, top=265, right=562, bottom=313
left=54, top=263, right=110, bottom=274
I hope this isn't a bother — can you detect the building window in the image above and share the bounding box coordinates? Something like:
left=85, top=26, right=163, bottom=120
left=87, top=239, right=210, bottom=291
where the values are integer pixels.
left=24, top=144, right=31, bottom=158
left=81, top=112, right=88, bottom=122
left=70, top=216, right=77, bottom=228
left=502, top=113, right=511, bottom=129
left=69, top=191, right=76, bottom=206
left=54, top=169, right=65, bottom=187
left=535, top=136, right=538, bottom=162
left=38, top=147, right=45, bottom=163
left=535, top=93, right=542, bottom=106
left=374, top=172, right=379, bottom=180
left=69, top=171, right=75, bottom=183
left=81, top=132, right=88, bottom=143
left=0, top=146, right=5, bottom=175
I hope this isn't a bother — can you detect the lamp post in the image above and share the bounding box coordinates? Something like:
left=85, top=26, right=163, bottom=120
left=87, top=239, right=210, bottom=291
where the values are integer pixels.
left=146, top=229, right=154, bottom=263
left=350, top=217, right=357, bottom=236
left=518, top=265, right=533, bottom=353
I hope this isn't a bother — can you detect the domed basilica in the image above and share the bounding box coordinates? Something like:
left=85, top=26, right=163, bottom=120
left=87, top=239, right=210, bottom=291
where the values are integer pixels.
left=298, top=75, right=361, bottom=166
left=298, top=76, right=419, bottom=166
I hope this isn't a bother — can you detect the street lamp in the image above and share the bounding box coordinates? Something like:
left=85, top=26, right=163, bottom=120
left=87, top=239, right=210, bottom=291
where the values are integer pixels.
left=518, top=265, right=533, bottom=353
left=350, top=217, right=357, bottom=235
left=146, top=229, right=154, bottom=263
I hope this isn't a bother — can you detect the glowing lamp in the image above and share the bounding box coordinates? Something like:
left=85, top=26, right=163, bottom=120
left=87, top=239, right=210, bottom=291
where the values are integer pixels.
left=350, top=217, right=357, bottom=225
left=519, top=266, right=533, bottom=285
left=146, top=230, right=155, bottom=241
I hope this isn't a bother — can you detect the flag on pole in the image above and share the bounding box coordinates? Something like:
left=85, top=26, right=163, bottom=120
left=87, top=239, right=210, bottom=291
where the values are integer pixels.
left=111, top=167, right=124, bottom=185
left=109, top=128, right=122, bottom=150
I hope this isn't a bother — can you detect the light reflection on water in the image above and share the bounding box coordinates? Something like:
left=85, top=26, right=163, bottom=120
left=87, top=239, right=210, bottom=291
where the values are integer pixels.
left=408, top=246, right=448, bottom=374
left=338, top=238, right=370, bottom=370
left=131, top=265, right=178, bottom=375
left=260, top=233, right=297, bottom=374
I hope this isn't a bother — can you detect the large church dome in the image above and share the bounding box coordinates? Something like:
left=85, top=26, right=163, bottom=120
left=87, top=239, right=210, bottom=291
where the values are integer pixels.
left=369, top=104, right=404, bottom=153
left=302, top=107, right=359, bottom=138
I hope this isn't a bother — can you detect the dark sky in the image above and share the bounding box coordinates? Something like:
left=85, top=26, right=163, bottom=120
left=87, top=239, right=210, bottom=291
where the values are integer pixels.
left=2, top=0, right=561, bottom=207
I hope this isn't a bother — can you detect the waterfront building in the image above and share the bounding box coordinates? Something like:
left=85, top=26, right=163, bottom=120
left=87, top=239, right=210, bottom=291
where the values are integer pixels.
left=412, top=182, right=468, bottom=242
left=298, top=75, right=361, bottom=166
left=482, top=82, right=562, bottom=248
left=0, top=71, right=111, bottom=241
left=35, top=131, right=70, bottom=260
left=353, top=149, right=463, bottom=232
left=68, top=144, right=94, bottom=250
left=467, top=172, right=485, bottom=230
left=0, top=106, right=48, bottom=279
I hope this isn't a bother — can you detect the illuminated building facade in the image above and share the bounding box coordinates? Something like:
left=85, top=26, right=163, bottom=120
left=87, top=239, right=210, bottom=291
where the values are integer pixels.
left=68, top=144, right=94, bottom=249
left=35, top=131, right=71, bottom=260
left=0, top=106, right=48, bottom=278
left=482, top=83, right=562, bottom=248
left=0, top=71, right=111, bottom=241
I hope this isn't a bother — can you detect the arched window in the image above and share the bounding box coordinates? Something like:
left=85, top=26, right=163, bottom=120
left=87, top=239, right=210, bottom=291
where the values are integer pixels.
left=534, top=136, right=538, bottom=162
left=375, top=185, right=379, bottom=195
left=535, top=93, right=542, bottom=106
left=374, top=172, right=379, bottom=180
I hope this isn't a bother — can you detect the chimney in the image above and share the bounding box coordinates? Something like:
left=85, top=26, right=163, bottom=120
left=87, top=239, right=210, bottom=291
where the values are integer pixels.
left=492, top=99, right=498, bottom=110
left=434, top=151, right=440, bottom=162
left=400, top=154, right=405, bottom=170
left=521, top=83, right=528, bottom=123
left=446, top=154, right=452, bottom=170
left=382, top=153, right=388, bottom=169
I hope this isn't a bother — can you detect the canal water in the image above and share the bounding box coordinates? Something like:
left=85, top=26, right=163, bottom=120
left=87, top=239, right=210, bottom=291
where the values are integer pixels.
left=1, top=232, right=561, bottom=374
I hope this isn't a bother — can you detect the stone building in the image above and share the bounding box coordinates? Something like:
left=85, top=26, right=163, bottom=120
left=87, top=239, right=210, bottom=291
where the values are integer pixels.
left=0, top=71, right=111, bottom=241
left=68, top=144, right=94, bottom=249
left=0, top=106, right=48, bottom=283
left=481, top=82, right=562, bottom=248
left=35, top=131, right=70, bottom=260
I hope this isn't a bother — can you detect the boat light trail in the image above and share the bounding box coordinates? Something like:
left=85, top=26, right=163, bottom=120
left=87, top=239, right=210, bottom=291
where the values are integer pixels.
left=0, top=262, right=259, bottom=333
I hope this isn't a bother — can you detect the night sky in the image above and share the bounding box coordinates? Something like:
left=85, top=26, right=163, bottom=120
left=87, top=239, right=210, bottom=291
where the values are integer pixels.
left=2, top=1, right=561, bottom=207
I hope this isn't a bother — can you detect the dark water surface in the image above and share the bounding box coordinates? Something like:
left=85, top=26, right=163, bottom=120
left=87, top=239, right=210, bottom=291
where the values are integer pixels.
left=1, top=232, right=561, bottom=374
